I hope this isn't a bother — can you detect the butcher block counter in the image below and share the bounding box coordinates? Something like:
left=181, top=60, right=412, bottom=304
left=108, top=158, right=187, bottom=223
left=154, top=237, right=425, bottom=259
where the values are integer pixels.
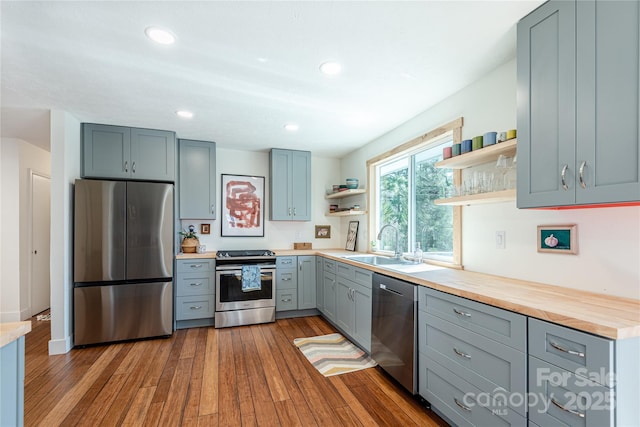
left=176, top=249, right=640, bottom=339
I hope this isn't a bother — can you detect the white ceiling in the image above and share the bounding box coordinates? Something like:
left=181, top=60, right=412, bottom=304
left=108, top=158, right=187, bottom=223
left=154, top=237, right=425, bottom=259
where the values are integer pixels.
left=1, top=1, right=543, bottom=157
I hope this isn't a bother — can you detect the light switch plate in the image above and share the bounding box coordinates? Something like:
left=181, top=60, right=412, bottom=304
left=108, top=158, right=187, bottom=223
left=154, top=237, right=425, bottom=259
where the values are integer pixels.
left=495, top=231, right=506, bottom=249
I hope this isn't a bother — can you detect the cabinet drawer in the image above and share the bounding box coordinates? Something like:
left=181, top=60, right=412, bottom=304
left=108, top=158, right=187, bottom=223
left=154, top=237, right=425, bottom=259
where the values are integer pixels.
left=276, top=256, right=296, bottom=268
left=528, top=318, right=613, bottom=386
left=276, top=289, right=297, bottom=311
left=419, top=312, right=526, bottom=416
left=276, top=269, right=297, bottom=290
left=336, top=261, right=354, bottom=280
left=323, top=258, right=336, bottom=273
left=177, top=259, right=215, bottom=273
left=528, top=356, right=613, bottom=427
left=175, top=295, right=215, bottom=320
left=176, top=273, right=214, bottom=296
left=353, top=266, right=372, bottom=288
left=419, top=287, right=526, bottom=351
left=419, top=354, right=527, bottom=427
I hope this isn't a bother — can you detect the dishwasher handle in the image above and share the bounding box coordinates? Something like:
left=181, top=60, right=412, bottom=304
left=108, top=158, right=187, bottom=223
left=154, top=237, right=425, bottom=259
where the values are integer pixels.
left=379, top=283, right=403, bottom=297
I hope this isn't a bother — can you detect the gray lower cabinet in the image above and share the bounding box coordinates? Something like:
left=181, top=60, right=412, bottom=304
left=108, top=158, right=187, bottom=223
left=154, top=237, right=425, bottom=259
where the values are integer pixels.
left=418, top=287, right=527, bottom=426
left=178, top=139, right=216, bottom=219
left=82, top=123, right=176, bottom=182
left=297, top=256, right=316, bottom=310
left=275, top=255, right=316, bottom=311
left=276, top=256, right=298, bottom=311
left=269, top=149, right=311, bottom=221
left=175, top=259, right=215, bottom=328
left=528, top=318, right=639, bottom=427
left=0, top=336, right=26, bottom=427
left=332, top=260, right=373, bottom=352
left=517, top=0, right=640, bottom=208
left=316, top=257, right=324, bottom=312
left=322, top=259, right=337, bottom=322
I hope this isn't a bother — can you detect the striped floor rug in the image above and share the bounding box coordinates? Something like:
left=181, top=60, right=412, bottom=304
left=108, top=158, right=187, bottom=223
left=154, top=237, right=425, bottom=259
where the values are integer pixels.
left=293, top=333, right=377, bottom=377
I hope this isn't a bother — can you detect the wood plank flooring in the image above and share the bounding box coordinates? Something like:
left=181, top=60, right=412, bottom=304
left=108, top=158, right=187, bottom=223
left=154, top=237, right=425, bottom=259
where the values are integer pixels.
left=24, top=313, right=448, bottom=426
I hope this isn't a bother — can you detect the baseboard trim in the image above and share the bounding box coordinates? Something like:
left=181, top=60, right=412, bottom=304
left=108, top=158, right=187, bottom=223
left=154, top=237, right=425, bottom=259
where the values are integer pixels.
left=48, top=335, right=72, bottom=355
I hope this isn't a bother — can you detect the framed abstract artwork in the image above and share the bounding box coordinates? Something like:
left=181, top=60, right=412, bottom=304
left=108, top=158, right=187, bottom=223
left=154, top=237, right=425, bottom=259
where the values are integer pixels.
left=221, top=174, right=265, bottom=237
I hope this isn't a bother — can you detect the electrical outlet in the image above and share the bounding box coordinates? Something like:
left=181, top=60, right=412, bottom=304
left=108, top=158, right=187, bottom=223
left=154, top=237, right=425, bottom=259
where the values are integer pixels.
left=495, top=231, right=506, bottom=249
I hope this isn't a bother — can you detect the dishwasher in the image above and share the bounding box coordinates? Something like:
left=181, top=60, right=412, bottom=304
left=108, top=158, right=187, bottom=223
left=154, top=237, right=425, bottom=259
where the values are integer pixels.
left=371, top=272, right=417, bottom=394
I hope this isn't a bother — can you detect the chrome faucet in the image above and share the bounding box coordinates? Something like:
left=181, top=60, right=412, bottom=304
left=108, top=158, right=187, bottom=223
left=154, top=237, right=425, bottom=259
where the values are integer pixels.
left=377, top=224, right=402, bottom=259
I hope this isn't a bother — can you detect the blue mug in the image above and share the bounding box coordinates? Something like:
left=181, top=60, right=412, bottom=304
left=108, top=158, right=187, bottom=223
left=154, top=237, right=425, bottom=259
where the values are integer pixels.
left=461, top=139, right=472, bottom=153
left=484, top=132, right=497, bottom=147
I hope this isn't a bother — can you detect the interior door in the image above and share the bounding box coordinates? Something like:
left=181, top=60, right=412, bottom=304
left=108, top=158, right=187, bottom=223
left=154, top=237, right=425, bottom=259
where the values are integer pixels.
left=31, top=172, right=50, bottom=315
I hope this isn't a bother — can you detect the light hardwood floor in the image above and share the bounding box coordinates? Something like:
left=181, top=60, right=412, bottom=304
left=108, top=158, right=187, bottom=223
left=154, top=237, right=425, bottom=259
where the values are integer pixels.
left=24, top=313, right=448, bottom=426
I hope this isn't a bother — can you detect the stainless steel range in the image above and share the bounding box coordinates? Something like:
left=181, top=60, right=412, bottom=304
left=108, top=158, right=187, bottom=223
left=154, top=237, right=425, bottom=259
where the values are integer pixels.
left=214, top=250, right=276, bottom=328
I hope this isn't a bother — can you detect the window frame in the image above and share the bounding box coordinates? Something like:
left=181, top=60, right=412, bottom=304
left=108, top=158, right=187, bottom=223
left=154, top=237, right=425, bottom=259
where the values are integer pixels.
left=366, top=117, right=463, bottom=269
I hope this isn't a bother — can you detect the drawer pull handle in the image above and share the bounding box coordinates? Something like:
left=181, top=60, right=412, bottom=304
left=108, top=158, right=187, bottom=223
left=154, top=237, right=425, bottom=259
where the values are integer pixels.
left=190, top=264, right=203, bottom=269
left=189, top=282, right=203, bottom=287
left=453, top=348, right=471, bottom=359
left=454, top=398, right=472, bottom=412
left=550, top=341, right=585, bottom=358
left=453, top=308, right=471, bottom=317
left=551, top=398, right=585, bottom=418
left=282, top=278, right=291, bottom=281
left=282, top=298, right=292, bottom=302
left=189, top=306, right=203, bottom=310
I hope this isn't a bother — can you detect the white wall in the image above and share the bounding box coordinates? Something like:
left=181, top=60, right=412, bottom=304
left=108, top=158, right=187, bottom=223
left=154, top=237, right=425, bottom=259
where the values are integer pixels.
left=49, top=110, right=80, bottom=355
left=0, top=137, right=50, bottom=321
left=0, top=140, right=21, bottom=321
left=180, top=148, right=344, bottom=251
left=341, top=59, right=640, bottom=300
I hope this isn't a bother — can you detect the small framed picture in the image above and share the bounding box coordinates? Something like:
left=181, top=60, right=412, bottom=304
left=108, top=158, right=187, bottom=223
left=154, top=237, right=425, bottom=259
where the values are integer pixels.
left=537, top=224, right=577, bottom=254
left=315, top=225, right=331, bottom=239
left=200, top=223, right=210, bottom=234
left=345, top=221, right=359, bottom=251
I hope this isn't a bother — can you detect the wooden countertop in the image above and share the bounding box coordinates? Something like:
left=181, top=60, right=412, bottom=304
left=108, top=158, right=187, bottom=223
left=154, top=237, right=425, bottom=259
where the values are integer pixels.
left=175, top=249, right=640, bottom=339
left=0, top=321, right=32, bottom=348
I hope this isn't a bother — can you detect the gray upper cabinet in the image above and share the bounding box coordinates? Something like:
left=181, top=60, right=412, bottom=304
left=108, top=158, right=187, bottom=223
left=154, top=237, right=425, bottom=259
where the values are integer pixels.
left=82, top=124, right=132, bottom=179
left=179, top=139, right=216, bottom=219
left=82, top=123, right=176, bottom=182
left=517, top=0, right=640, bottom=208
left=270, top=148, right=311, bottom=221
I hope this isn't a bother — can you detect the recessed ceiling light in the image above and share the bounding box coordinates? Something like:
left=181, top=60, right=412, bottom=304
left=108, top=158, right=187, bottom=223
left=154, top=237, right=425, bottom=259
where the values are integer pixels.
left=319, top=61, right=342, bottom=75
left=176, top=110, right=193, bottom=119
left=145, top=27, right=176, bottom=45
left=284, top=123, right=299, bottom=132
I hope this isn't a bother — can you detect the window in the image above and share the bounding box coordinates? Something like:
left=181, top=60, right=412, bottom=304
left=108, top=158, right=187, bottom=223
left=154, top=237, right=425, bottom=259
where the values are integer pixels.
left=367, top=118, right=462, bottom=266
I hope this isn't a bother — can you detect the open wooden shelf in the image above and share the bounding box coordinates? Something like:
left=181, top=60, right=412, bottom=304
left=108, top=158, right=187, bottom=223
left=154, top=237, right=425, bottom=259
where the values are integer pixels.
left=325, top=188, right=366, bottom=199
left=326, top=210, right=368, bottom=217
left=434, top=189, right=516, bottom=206
left=435, top=138, right=517, bottom=169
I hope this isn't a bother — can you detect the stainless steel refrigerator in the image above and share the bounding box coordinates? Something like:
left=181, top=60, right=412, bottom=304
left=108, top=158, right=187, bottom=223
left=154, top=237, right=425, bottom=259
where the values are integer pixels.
left=73, top=179, right=174, bottom=346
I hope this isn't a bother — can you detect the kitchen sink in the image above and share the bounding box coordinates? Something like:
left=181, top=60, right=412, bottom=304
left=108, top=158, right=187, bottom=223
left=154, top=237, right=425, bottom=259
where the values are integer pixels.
left=344, top=255, right=416, bottom=266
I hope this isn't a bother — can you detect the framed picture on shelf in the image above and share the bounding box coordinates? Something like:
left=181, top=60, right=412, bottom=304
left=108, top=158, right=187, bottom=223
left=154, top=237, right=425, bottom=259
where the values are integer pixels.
left=221, top=174, right=265, bottom=237
left=345, top=221, right=359, bottom=251
left=200, top=223, right=210, bottom=234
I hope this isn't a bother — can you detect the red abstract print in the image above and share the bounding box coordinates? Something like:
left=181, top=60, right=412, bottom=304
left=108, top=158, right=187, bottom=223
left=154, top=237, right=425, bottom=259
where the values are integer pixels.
left=225, top=180, right=261, bottom=228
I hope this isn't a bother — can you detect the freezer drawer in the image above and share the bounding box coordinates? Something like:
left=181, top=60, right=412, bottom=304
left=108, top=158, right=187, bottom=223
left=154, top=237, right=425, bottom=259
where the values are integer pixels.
left=74, top=282, right=173, bottom=346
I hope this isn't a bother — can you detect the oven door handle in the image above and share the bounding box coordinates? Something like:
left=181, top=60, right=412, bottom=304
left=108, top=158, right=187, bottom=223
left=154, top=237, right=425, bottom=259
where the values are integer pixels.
left=216, top=264, right=277, bottom=271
